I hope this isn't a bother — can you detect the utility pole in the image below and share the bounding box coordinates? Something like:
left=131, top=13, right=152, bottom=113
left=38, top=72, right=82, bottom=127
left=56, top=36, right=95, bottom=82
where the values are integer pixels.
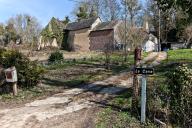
left=124, top=0, right=128, bottom=62
left=158, top=6, right=161, bottom=52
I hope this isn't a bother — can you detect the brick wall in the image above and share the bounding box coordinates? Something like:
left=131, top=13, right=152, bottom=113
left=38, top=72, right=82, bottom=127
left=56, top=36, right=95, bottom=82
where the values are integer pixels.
left=68, top=28, right=91, bottom=51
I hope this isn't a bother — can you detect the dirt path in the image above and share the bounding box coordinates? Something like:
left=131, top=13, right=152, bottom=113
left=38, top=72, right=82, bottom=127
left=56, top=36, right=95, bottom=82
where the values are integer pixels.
left=0, top=72, right=132, bottom=128
left=150, top=52, right=167, bottom=66
left=0, top=52, right=167, bottom=128
left=140, top=52, right=167, bottom=67
left=29, top=51, right=101, bottom=62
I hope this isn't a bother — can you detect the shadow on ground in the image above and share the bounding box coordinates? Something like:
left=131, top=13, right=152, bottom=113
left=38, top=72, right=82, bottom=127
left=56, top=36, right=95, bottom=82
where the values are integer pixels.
left=42, top=78, right=130, bottom=95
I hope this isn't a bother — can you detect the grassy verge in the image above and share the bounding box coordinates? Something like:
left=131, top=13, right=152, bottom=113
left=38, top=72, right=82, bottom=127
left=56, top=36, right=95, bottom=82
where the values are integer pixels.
left=43, top=52, right=135, bottom=88
left=97, top=49, right=192, bottom=128
left=0, top=86, right=62, bottom=105
left=96, top=92, right=157, bottom=128
left=46, top=52, right=134, bottom=71
left=0, top=52, right=134, bottom=104
left=166, top=49, right=192, bottom=63
left=147, top=49, right=192, bottom=127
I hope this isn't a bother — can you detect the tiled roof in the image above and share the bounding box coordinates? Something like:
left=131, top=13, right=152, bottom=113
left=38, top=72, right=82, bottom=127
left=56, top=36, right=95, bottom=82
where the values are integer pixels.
left=92, top=21, right=120, bottom=31
left=65, top=17, right=98, bottom=31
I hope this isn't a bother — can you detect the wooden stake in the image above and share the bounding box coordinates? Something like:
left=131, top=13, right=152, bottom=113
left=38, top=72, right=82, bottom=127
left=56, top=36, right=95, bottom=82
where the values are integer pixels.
left=132, top=60, right=139, bottom=113
left=13, top=82, right=18, bottom=96
left=132, top=46, right=142, bottom=114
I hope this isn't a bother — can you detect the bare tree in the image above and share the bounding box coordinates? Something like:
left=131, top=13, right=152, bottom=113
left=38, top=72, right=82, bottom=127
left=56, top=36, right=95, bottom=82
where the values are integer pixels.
left=117, top=22, right=147, bottom=62
left=127, top=27, right=147, bottom=49
left=104, top=41, right=113, bottom=69
left=86, top=0, right=100, bottom=16
left=116, top=21, right=128, bottom=62
left=7, top=14, right=42, bottom=44
left=122, top=0, right=141, bottom=26
left=101, top=0, right=121, bottom=21
left=72, top=0, right=121, bottom=21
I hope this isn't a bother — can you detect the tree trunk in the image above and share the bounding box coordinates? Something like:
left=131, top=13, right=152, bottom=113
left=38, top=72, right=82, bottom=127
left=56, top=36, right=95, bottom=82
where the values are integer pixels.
left=186, top=38, right=192, bottom=48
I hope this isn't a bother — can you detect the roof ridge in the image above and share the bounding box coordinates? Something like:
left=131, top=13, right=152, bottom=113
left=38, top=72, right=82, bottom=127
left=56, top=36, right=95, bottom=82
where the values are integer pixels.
left=92, top=20, right=121, bottom=31
left=65, top=17, right=99, bottom=31
left=68, top=17, right=98, bottom=25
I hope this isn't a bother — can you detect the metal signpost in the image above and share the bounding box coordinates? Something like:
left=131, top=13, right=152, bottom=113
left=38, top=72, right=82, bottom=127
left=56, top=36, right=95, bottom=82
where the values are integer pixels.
left=135, top=67, right=154, bottom=124
left=141, top=75, right=147, bottom=123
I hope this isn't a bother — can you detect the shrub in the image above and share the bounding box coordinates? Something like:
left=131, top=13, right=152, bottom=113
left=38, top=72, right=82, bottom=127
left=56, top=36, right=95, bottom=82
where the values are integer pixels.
left=0, top=49, right=45, bottom=88
left=167, top=64, right=192, bottom=126
left=48, top=51, right=64, bottom=63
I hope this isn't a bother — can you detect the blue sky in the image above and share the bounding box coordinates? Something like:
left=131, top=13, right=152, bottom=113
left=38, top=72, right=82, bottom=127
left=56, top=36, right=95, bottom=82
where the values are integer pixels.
left=0, top=0, right=146, bottom=27
left=0, top=0, right=75, bottom=26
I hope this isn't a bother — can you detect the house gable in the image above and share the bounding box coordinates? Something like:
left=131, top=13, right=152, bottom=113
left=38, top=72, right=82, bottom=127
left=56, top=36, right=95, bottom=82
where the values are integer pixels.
left=89, top=21, right=122, bottom=51
left=64, top=17, right=101, bottom=51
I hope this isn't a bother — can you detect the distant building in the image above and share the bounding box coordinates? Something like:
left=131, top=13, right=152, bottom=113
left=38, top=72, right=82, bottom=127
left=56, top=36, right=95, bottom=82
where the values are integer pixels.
left=43, top=17, right=161, bottom=52
left=142, top=21, right=159, bottom=52
left=143, top=33, right=158, bottom=52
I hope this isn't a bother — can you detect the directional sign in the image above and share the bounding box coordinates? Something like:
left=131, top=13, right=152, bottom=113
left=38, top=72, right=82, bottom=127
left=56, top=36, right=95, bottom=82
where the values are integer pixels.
left=135, top=68, right=154, bottom=75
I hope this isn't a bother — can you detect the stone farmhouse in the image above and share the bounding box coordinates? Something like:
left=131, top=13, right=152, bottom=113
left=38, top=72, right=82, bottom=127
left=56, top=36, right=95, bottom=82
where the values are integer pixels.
left=64, top=17, right=123, bottom=52
left=40, top=17, right=158, bottom=52
left=64, top=17, right=101, bottom=51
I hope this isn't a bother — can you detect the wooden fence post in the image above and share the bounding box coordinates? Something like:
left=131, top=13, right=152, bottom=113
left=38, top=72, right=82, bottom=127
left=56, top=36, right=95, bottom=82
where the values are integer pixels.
left=132, top=46, right=142, bottom=114
left=13, top=82, right=18, bottom=96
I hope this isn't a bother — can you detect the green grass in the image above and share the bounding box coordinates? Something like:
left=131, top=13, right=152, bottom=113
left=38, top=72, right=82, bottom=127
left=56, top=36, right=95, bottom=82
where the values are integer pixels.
left=156, top=49, right=192, bottom=83
left=166, top=49, right=192, bottom=63
left=97, top=49, right=192, bottom=128
left=96, top=92, right=157, bottom=128
left=46, top=52, right=134, bottom=71
left=52, top=73, right=110, bottom=87
left=143, top=52, right=150, bottom=58
left=146, top=49, right=192, bottom=127
left=46, top=62, right=75, bottom=70
left=0, top=86, right=59, bottom=103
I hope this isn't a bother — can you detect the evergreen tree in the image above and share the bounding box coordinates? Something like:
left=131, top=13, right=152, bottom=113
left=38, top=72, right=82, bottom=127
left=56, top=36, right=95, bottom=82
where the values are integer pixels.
left=63, top=16, right=70, bottom=24
left=76, top=4, right=89, bottom=21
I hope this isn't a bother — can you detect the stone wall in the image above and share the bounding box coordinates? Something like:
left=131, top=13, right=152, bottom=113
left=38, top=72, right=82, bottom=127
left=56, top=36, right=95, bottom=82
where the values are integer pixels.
left=68, top=28, right=91, bottom=51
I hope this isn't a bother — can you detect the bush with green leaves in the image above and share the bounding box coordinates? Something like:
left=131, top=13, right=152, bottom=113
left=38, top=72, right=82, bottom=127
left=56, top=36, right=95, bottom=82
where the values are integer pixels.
left=167, top=64, right=192, bottom=126
left=48, top=51, right=64, bottom=63
left=0, top=49, right=45, bottom=88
